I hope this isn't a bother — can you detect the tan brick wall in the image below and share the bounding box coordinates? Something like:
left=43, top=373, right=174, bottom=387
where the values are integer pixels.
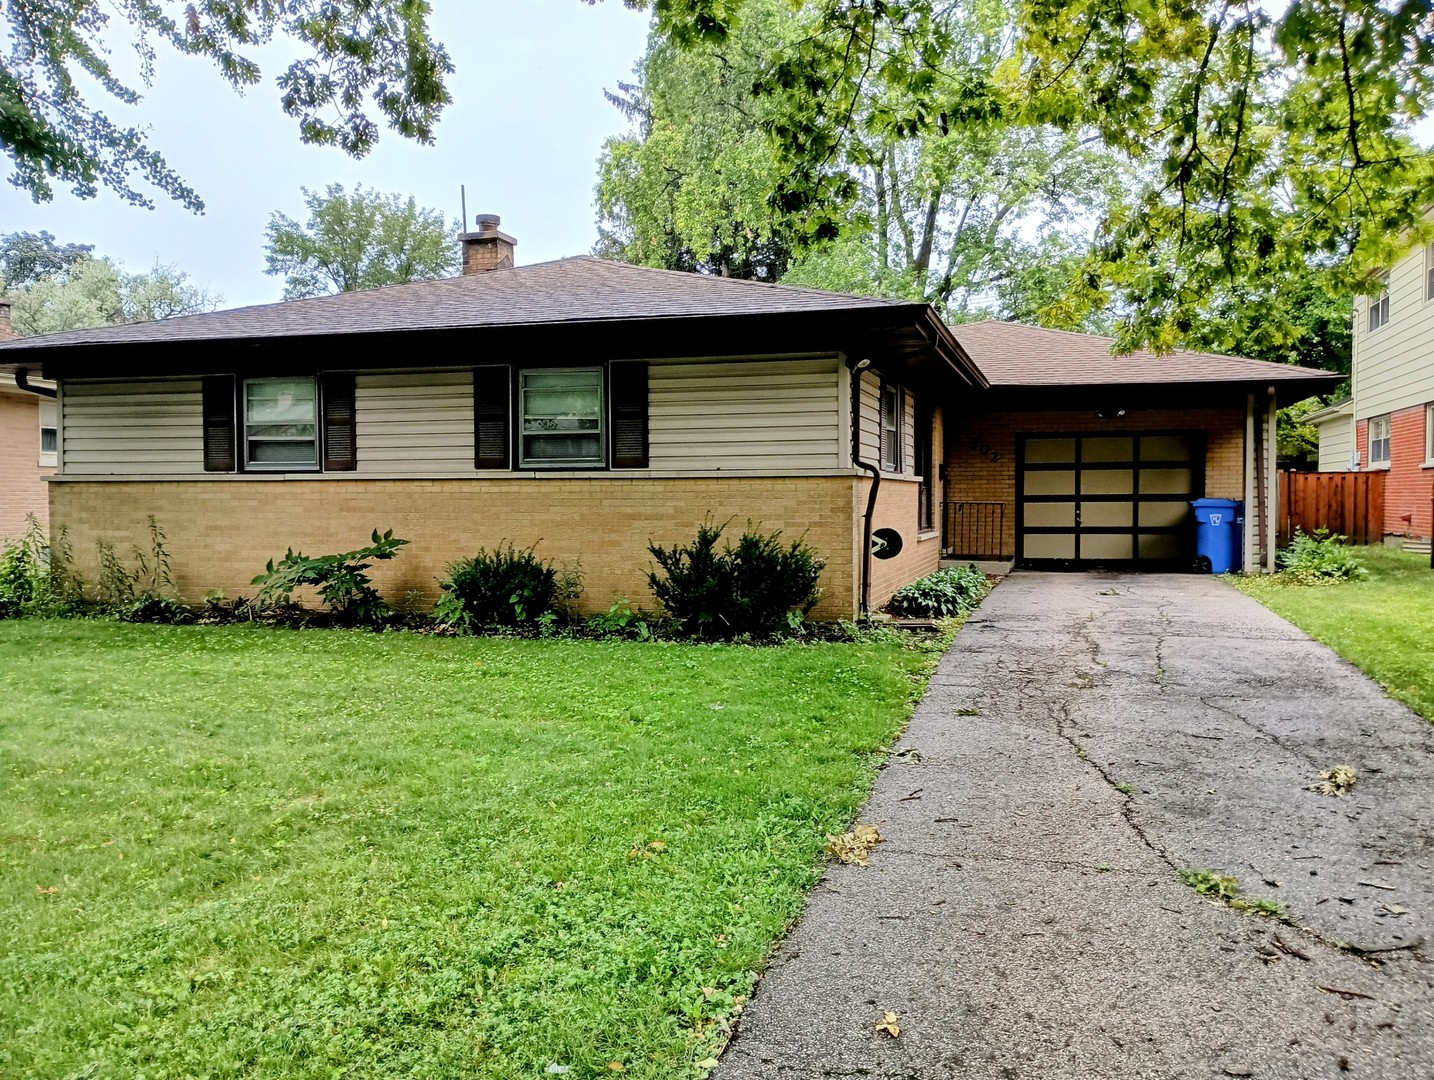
left=859, top=477, right=942, bottom=610
left=50, top=477, right=862, bottom=619
left=945, top=407, right=1246, bottom=557
left=0, top=392, right=52, bottom=540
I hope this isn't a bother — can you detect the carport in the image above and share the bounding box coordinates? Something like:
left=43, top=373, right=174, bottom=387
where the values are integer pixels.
left=942, top=323, right=1341, bottom=573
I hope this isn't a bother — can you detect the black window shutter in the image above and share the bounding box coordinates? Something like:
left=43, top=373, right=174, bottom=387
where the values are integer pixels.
left=321, top=372, right=357, bottom=471
left=202, top=375, right=237, bottom=472
left=609, top=361, right=649, bottom=469
left=474, top=365, right=511, bottom=470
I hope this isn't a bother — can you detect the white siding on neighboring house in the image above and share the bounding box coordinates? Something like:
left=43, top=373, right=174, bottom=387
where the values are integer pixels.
left=355, top=370, right=475, bottom=476
left=647, top=357, right=844, bottom=471
left=61, top=379, right=204, bottom=475
left=1351, top=242, right=1434, bottom=420
left=1313, top=408, right=1355, bottom=471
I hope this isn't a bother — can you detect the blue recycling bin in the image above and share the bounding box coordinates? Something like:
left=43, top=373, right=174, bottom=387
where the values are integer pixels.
left=1191, top=498, right=1243, bottom=574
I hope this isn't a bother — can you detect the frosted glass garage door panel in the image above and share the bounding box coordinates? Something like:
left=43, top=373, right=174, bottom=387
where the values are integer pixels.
left=1081, top=502, right=1134, bottom=527
left=1141, top=468, right=1194, bottom=495
left=1082, top=437, right=1135, bottom=462
left=1024, top=534, right=1076, bottom=559
left=1141, top=502, right=1191, bottom=528
left=1025, top=502, right=1076, bottom=527
left=1082, top=534, right=1134, bottom=559
left=1025, top=470, right=1076, bottom=495
left=1138, top=534, right=1181, bottom=559
left=1025, top=439, right=1077, bottom=464
left=1140, top=435, right=1193, bottom=461
left=1082, top=470, right=1134, bottom=495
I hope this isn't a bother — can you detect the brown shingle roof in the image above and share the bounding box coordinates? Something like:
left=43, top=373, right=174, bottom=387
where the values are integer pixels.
left=0, top=256, right=907, bottom=352
left=951, top=320, right=1338, bottom=387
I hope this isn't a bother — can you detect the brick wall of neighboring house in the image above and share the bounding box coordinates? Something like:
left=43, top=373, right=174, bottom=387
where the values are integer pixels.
left=50, top=476, right=874, bottom=619
left=1356, top=406, right=1432, bottom=539
left=944, top=407, right=1247, bottom=558
left=0, top=391, right=51, bottom=539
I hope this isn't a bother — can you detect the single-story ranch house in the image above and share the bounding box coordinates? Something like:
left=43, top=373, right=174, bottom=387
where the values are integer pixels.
left=0, top=218, right=1338, bottom=619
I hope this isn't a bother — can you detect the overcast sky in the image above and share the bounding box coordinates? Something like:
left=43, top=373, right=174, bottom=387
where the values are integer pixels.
left=0, top=2, right=652, bottom=309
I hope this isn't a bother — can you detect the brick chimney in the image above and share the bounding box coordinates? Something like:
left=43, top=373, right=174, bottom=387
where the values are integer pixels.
left=0, top=298, right=14, bottom=341
left=460, top=214, right=516, bottom=275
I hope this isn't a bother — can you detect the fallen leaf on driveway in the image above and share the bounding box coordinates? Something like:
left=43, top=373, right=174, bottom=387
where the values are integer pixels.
left=696, top=1058, right=720, bottom=1070
left=1310, top=765, right=1357, bottom=796
left=875, top=1011, right=900, bottom=1038
left=827, top=824, right=882, bottom=866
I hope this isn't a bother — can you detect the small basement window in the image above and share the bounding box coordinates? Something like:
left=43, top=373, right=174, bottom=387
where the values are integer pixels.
left=1369, top=414, right=1392, bottom=467
left=520, top=368, right=603, bottom=467
left=243, top=376, right=319, bottom=470
left=38, top=399, right=57, bottom=467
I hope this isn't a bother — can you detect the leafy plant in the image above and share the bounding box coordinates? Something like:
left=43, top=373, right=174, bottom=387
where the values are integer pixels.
left=1277, top=528, right=1367, bottom=584
left=435, top=543, right=564, bottom=631
left=647, top=519, right=824, bottom=640
left=1180, top=868, right=1241, bottom=902
left=888, top=565, right=990, bottom=618
left=252, top=529, right=408, bottom=626
left=0, top=515, right=81, bottom=617
left=587, top=599, right=653, bottom=641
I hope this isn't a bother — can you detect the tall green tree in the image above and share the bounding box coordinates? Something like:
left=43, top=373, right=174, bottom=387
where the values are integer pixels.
left=598, top=0, right=1125, bottom=322
left=2, top=1, right=451, bottom=210
left=625, top=0, right=1434, bottom=352
left=0, top=231, right=94, bottom=290
left=263, top=185, right=459, bottom=300
left=8, top=253, right=218, bottom=336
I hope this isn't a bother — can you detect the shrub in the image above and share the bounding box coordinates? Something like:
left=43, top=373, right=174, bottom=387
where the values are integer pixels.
left=1276, top=528, right=1367, bottom=583
left=888, top=564, right=990, bottom=618
left=435, top=543, right=566, bottom=631
left=91, top=517, right=193, bottom=623
left=252, top=529, right=408, bottom=626
left=647, top=520, right=824, bottom=640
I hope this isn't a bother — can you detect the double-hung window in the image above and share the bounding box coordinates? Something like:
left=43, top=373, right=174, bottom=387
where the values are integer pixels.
left=1369, top=414, right=1392, bottom=468
left=1368, top=278, right=1390, bottom=331
left=243, top=376, right=319, bottom=470
left=38, top=399, right=57, bottom=467
left=879, top=381, right=902, bottom=473
left=1426, top=404, right=1434, bottom=465
left=519, top=368, right=604, bottom=467
left=1426, top=245, right=1434, bottom=303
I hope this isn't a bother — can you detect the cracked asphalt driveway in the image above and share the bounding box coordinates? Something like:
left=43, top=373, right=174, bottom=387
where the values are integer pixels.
left=717, top=573, right=1434, bottom=1080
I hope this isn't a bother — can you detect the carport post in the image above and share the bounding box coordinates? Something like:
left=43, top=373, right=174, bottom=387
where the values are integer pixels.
left=1265, top=391, right=1278, bottom=573
left=1244, top=394, right=1257, bottom=571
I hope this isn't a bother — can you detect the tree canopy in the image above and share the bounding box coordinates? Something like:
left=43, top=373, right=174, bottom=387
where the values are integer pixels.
left=598, top=0, right=1126, bottom=324
left=619, top=0, right=1434, bottom=354
left=1, top=232, right=218, bottom=336
left=264, top=184, right=459, bottom=300
left=2, top=1, right=451, bottom=210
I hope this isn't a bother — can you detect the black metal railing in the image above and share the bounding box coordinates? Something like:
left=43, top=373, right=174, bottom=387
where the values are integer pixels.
left=943, top=499, right=1008, bottom=560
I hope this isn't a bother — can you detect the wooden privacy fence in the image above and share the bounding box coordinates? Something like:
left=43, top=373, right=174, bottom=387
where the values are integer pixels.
left=1278, top=470, right=1385, bottom=546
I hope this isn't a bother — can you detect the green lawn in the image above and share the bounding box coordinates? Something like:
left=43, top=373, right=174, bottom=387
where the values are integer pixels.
left=1232, top=546, right=1434, bottom=721
left=0, top=622, right=941, bottom=1079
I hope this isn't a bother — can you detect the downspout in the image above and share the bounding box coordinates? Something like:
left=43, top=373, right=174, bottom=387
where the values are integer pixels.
left=14, top=369, right=56, bottom=398
left=848, top=358, right=880, bottom=616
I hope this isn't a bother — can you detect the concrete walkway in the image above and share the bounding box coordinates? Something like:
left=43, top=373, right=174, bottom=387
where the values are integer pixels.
left=718, top=574, right=1434, bottom=1080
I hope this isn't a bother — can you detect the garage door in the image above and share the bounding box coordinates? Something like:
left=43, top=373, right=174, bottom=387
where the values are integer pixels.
left=1017, top=433, right=1205, bottom=569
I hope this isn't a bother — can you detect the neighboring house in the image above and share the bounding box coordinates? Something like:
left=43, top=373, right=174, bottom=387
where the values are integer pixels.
left=0, top=218, right=1337, bottom=618
left=0, top=299, right=58, bottom=539
left=1312, top=242, right=1434, bottom=542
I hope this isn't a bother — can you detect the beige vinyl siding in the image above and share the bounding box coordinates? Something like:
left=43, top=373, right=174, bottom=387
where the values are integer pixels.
left=61, top=379, right=204, bottom=475
left=648, top=358, right=843, bottom=471
left=1315, top=412, right=1355, bottom=471
left=858, top=371, right=881, bottom=465
left=355, top=371, right=475, bottom=475
left=855, top=369, right=916, bottom=476
left=1352, top=242, right=1434, bottom=420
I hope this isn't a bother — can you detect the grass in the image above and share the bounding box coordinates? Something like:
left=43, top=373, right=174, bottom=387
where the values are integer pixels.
left=0, top=621, right=945, bottom=1079
left=1232, top=546, right=1434, bottom=721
